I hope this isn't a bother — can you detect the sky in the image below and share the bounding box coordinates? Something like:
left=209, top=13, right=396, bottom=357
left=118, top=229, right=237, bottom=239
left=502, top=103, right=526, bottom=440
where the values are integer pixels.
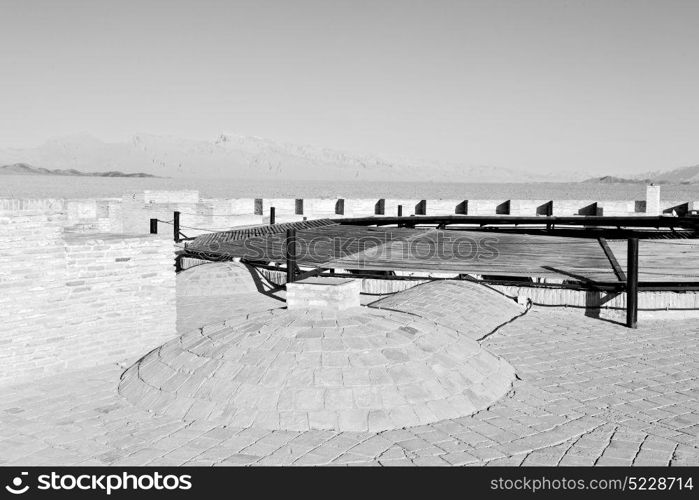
left=1, top=0, right=698, bottom=175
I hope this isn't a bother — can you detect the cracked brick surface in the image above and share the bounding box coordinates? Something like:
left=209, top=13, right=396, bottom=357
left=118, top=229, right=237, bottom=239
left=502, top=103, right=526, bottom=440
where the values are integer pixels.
left=369, top=280, right=524, bottom=340
left=1, top=276, right=698, bottom=466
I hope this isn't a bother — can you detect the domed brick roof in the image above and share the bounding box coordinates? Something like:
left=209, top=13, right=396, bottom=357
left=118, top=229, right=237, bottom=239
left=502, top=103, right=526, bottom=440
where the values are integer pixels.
left=119, top=306, right=515, bottom=432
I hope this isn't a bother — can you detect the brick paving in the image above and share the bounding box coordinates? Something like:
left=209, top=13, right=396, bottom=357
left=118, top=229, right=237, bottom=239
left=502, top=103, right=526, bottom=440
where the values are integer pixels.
left=1, top=275, right=697, bottom=466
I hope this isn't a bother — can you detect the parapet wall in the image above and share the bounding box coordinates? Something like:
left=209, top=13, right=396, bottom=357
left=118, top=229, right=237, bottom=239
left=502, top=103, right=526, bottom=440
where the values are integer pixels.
left=2, top=187, right=697, bottom=238
left=116, top=188, right=699, bottom=238
left=0, top=208, right=176, bottom=386
left=0, top=198, right=123, bottom=234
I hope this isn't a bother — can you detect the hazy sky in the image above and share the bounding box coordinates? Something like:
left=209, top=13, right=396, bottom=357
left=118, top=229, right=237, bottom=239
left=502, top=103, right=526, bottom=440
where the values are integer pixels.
left=1, top=0, right=698, bottom=174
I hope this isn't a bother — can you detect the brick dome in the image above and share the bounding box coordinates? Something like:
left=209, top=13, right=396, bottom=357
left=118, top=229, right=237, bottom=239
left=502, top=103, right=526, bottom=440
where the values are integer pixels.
left=119, top=306, right=515, bottom=432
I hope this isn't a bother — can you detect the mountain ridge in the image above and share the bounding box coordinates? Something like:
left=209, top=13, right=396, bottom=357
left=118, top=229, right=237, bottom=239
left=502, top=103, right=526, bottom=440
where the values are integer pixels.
left=0, top=134, right=571, bottom=183
left=0, top=163, right=158, bottom=178
left=583, top=164, right=699, bottom=185
left=1, top=134, right=697, bottom=184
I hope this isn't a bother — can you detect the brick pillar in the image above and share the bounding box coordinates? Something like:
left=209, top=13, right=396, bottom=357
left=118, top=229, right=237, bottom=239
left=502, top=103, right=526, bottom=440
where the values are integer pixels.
left=646, top=185, right=661, bottom=215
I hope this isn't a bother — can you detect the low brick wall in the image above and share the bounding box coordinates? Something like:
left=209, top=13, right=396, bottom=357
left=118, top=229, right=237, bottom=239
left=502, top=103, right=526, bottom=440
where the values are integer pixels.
left=0, top=209, right=176, bottom=385
left=4, top=187, right=698, bottom=239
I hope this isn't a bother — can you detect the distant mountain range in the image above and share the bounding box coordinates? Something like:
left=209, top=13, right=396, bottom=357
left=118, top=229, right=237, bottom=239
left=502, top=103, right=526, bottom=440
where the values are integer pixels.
left=0, top=163, right=157, bottom=178
left=582, top=175, right=649, bottom=184
left=0, top=134, right=696, bottom=184
left=583, top=165, right=699, bottom=185
left=0, top=134, right=572, bottom=183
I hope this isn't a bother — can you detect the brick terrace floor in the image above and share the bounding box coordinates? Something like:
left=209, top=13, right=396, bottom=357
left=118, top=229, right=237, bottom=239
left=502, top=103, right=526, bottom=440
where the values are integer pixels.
left=1, top=293, right=697, bottom=466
